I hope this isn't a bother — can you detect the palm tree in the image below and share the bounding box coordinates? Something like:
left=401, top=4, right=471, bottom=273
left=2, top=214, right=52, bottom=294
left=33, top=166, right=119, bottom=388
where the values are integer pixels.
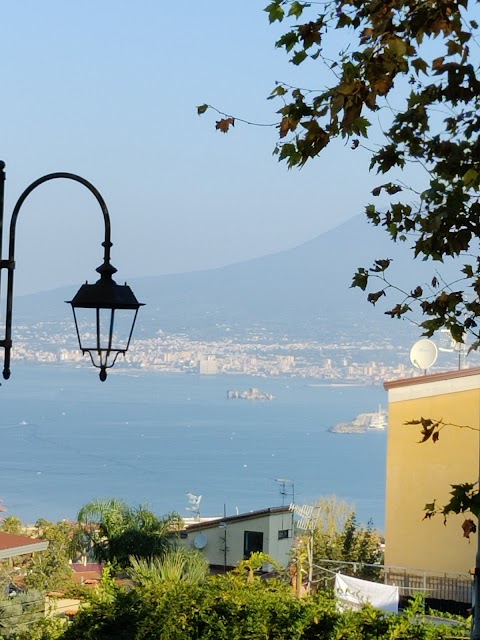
left=129, top=548, right=209, bottom=587
left=76, top=498, right=182, bottom=568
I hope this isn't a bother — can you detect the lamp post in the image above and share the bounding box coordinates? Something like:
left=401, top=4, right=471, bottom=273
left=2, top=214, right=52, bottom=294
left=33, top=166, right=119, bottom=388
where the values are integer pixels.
left=0, top=161, right=143, bottom=382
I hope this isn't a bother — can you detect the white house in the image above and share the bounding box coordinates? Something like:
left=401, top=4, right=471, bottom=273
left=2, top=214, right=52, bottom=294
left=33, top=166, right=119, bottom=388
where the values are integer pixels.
left=180, top=506, right=295, bottom=572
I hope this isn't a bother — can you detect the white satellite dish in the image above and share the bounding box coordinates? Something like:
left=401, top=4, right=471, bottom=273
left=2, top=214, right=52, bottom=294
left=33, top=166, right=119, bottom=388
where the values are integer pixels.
left=194, top=533, right=208, bottom=549
left=410, top=339, right=438, bottom=371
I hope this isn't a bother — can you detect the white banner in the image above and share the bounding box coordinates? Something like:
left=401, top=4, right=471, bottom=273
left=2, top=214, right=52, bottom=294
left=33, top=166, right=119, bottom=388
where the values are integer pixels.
left=334, top=573, right=399, bottom=614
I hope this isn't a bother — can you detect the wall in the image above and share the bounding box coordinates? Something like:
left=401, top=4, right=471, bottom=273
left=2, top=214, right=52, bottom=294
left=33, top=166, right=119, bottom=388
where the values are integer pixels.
left=385, top=369, right=480, bottom=575
left=181, top=509, right=294, bottom=570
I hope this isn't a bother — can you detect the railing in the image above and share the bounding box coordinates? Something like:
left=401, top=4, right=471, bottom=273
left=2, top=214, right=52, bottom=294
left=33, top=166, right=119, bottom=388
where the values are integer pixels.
left=312, top=559, right=472, bottom=604
left=385, top=568, right=471, bottom=604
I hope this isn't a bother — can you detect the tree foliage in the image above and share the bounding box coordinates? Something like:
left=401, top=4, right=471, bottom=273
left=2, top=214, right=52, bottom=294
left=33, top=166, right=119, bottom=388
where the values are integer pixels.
left=129, top=548, right=209, bottom=587
left=25, top=520, right=77, bottom=593
left=310, top=498, right=383, bottom=580
left=0, top=516, right=24, bottom=536
left=6, top=533, right=464, bottom=640
left=76, top=498, right=182, bottom=569
left=200, top=0, right=480, bottom=347
left=59, top=572, right=466, bottom=640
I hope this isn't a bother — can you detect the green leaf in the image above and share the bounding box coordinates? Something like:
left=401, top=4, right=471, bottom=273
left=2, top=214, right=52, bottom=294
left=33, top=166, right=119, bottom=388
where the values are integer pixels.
left=462, top=264, right=474, bottom=278
left=277, top=142, right=302, bottom=167
left=365, top=204, right=379, bottom=224
left=370, top=259, right=391, bottom=273
left=450, top=323, right=465, bottom=343
left=385, top=35, right=408, bottom=58
left=350, top=116, right=370, bottom=137
left=411, top=57, right=428, bottom=75
left=291, top=50, right=308, bottom=65
left=264, top=2, right=285, bottom=23
left=463, top=168, right=480, bottom=189
left=385, top=183, right=402, bottom=195
left=351, top=268, right=369, bottom=291
left=288, top=1, right=305, bottom=18
left=276, top=31, right=298, bottom=52
left=336, top=12, right=352, bottom=29
left=196, top=104, right=209, bottom=115
left=268, top=84, right=288, bottom=100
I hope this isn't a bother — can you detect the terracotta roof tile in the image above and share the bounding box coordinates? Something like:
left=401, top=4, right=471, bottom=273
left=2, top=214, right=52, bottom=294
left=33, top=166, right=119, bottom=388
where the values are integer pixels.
left=0, top=532, right=44, bottom=550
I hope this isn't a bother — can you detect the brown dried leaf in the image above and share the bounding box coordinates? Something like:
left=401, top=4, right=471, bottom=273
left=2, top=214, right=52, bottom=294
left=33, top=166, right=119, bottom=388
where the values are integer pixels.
left=215, top=117, right=235, bottom=133
left=462, top=519, right=477, bottom=539
left=280, top=117, right=297, bottom=138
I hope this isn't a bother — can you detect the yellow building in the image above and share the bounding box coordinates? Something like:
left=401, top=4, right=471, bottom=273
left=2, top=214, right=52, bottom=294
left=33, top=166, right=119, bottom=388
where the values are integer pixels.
left=384, top=367, right=480, bottom=576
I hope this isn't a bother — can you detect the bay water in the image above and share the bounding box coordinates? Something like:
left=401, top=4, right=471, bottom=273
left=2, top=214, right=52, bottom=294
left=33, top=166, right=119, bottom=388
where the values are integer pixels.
left=0, top=366, right=387, bottom=530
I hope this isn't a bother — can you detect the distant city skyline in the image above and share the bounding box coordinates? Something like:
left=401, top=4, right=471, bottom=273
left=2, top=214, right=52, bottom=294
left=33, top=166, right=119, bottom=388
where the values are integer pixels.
left=2, top=2, right=387, bottom=296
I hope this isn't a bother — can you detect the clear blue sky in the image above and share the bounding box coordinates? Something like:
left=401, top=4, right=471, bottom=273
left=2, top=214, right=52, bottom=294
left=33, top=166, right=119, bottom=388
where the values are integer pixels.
left=1, top=1, right=380, bottom=294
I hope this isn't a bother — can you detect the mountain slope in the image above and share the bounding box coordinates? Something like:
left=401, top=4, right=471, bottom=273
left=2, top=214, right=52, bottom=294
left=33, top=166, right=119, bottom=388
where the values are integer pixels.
left=14, top=216, right=460, bottom=338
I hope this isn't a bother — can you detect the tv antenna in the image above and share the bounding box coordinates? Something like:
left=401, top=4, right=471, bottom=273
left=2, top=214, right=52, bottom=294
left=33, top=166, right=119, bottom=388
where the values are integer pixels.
left=410, top=338, right=438, bottom=374
left=186, top=492, right=202, bottom=520
left=290, top=503, right=321, bottom=593
left=438, top=329, right=466, bottom=370
left=275, top=478, right=295, bottom=505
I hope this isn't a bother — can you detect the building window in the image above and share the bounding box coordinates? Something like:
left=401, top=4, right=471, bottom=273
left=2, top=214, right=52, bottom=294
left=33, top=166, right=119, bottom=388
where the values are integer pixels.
left=278, top=529, right=291, bottom=540
left=244, top=531, right=263, bottom=558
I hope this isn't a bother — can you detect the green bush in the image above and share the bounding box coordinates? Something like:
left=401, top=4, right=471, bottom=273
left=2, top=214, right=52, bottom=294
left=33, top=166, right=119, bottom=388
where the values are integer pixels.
left=58, top=574, right=469, bottom=640
left=0, top=590, right=45, bottom=637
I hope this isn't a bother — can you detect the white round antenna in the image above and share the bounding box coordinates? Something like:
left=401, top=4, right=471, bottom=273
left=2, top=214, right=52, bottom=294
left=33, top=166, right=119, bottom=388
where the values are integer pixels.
left=410, top=339, right=438, bottom=371
left=194, top=533, right=208, bottom=549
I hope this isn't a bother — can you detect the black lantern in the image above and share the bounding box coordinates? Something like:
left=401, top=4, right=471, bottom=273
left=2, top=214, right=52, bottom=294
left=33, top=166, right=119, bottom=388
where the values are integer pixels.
left=68, top=262, right=144, bottom=381
left=0, top=162, right=144, bottom=383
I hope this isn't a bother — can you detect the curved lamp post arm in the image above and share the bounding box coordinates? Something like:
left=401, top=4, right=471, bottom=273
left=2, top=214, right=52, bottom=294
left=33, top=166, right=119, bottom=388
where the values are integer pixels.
left=2, top=172, right=116, bottom=380
left=0, top=164, right=140, bottom=382
left=8, top=171, right=113, bottom=265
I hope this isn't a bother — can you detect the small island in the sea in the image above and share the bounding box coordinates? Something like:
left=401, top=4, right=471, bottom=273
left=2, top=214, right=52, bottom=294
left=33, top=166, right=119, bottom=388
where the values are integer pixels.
left=329, top=407, right=388, bottom=434
left=227, top=388, right=275, bottom=400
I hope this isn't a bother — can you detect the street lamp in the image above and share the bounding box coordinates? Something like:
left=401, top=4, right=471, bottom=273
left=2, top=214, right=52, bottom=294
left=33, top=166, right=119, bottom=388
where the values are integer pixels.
left=0, top=161, right=144, bottom=382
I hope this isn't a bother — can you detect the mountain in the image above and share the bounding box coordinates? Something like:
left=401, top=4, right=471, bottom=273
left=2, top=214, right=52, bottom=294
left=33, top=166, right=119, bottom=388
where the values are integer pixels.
left=13, top=216, right=460, bottom=340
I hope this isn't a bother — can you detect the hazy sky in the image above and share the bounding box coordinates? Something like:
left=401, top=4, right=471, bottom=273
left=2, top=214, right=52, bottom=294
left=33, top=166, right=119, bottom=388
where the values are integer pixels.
left=2, top=1, right=382, bottom=294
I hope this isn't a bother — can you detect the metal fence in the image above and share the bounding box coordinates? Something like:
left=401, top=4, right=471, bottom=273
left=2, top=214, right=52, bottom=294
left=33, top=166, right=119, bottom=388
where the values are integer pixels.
left=384, top=568, right=472, bottom=604
left=314, top=559, right=472, bottom=604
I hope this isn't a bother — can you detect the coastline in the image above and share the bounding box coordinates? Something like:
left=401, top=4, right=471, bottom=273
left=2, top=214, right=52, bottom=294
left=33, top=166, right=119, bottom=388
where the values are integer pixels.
left=307, top=382, right=378, bottom=388
left=329, top=408, right=388, bottom=434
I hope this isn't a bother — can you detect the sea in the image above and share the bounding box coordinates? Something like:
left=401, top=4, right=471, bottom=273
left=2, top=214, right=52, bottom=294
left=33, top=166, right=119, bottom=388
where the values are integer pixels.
left=0, top=365, right=388, bottom=530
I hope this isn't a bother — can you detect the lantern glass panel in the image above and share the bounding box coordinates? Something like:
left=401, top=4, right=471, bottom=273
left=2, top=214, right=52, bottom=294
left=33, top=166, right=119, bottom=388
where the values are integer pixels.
left=109, top=308, right=138, bottom=351
left=96, top=308, right=114, bottom=352
left=72, top=307, right=98, bottom=351
left=72, top=307, right=137, bottom=353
